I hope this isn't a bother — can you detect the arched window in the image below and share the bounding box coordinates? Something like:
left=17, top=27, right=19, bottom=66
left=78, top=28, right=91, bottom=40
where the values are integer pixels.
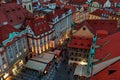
left=29, top=4, right=31, bottom=10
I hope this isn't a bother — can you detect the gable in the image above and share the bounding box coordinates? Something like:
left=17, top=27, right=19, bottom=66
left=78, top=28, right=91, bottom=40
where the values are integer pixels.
left=73, top=25, right=94, bottom=38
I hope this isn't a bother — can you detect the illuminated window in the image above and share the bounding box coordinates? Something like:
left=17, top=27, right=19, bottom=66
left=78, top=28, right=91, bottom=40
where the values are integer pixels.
left=3, top=73, right=9, bottom=79
left=16, top=54, right=19, bottom=58
left=0, top=68, right=2, bottom=72
left=3, top=64, right=7, bottom=69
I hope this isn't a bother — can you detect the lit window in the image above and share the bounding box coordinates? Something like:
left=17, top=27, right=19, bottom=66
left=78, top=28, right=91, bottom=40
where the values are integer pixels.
left=3, top=64, right=7, bottom=69
left=0, top=68, right=2, bottom=72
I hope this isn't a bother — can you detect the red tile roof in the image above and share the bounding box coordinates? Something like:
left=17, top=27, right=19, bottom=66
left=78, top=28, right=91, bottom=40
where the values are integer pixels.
left=111, top=0, right=120, bottom=3
left=45, top=8, right=69, bottom=22
left=27, top=18, right=51, bottom=36
left=90, top=60, right=120, bottom=80
left=74, top=20, right=118, bottom=35
left=64, top=5, right=76, bottom=13
left=0, top=24, right=20, bottom=44
left=0, top=2, right=30, bottom=26
left=93, top=0, right=106, bottom=5
left=94, top=31, right=120, bottom=61
left=68, top=36, right=92, bottom=49
left=69, top=0, right=87, bottom=5
left=93, top=0, right=120, bottom=4
left=90, top=9, right=110, bottom=17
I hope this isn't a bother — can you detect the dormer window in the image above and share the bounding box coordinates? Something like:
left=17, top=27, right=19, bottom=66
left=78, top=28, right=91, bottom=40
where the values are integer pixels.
left=10, top=19, right=13, bottom=23
left=19, top=17, right=22, bottom=20
left=80, top=44, right=84, bottom=46
left=74, top=43, right=77, bottom=45
left=18, top=8, right=21, bottom=10
left=12, top=9, right=15, bottom=11
left=108, top=70, right=116, bottom=75
left=6, top=10, right=10, bottom=13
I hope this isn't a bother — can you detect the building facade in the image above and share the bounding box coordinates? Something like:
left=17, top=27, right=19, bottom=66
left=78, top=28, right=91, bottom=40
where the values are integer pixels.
left=0, top=24, right=28, bottom=80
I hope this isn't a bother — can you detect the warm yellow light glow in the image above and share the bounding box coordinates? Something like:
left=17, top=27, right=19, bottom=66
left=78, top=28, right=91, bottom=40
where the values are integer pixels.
left=19, top=60, right=23, bottom=67
left=50, top=41, right=55, bottom=48
left=39, top=46, right=42, bottom=53
left=35, top=47, right=38, bottom=53
left=43, top=45, right=45, bottom=51
left=24, top=48, right=26, bottom=52
left=41, top=15, right=45, bottom=18
left=44, top=70, right=47, bottom=74
left=20, top=52, right=22, bottom=55
left=12, top=66, right=17, bottom=75
left=32, top=47, right=34, bottom=52
left=46, top=43, right=48, bottom=49
left=3, top=64, right=7, bottom=69
left=0, top=69, right=2, bottom=72
left=79, top=60, right=88, bottom=65
left=16, top=54, right=19, bottom=58
left=3, top=73, right=9, bottom=79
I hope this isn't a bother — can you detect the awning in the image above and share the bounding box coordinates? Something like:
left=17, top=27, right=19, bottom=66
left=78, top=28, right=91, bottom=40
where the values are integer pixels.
left=25, top=60, right=47, bottom=72
left=32, top=53, right=55, bottom=63
left=74, top=65, right=87, bottom=77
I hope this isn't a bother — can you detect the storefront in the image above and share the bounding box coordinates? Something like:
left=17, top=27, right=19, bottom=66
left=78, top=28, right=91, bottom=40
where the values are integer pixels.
left=0, top=59, right=24, bottom=80
left=57, top=30, right=70, bottom=46
left=0, top=72, right=10, bottom=80
left=12, top=60, right=24, bottom=75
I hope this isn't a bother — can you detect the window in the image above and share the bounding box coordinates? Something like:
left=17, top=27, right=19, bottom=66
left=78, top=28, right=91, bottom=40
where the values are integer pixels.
left=6, top=10, right=10, bottom=13
left=74, top=43, right=77, bottom=45
left=7, top=46, right=13, bottom=59
left=108, top=70, right=116, bottom=75
left=3, top=64, right=7, bottom=69
left=0, top=67, right=2, bottom=72
left=87, top=44, right=91, bottom=47
left=24, top=5, right=26, bottom=9
left=83, top=27, right=86, bottom=30
left=12, top=9, right=15, bottom=11
left=80, top=44, right=84, bottom=46
left=19, top=17, right=22, bottom=20
left=2, top=57, right=6, bottom=64
left=18, top=8, right=21, bottom=10
left=29, top=5, right=31, bottom=10
left=10, top=20, right=13, bottom=22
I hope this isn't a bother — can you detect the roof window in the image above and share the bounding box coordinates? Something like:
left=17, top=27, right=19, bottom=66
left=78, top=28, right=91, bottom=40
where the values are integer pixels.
left=6, top=10, right=10, bottom=13
left=19, top=17, right=22, bottom=20
left=10, top=19, right=13, bottom=23
left=108, top=70, right=116, bottom=75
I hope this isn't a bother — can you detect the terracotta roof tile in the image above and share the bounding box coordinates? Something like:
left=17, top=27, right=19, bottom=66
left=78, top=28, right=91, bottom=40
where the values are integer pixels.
left=28, top=18, right=51, bottom=36
left=90, top=9, right=110, bottom=18
left=74, top=20, right=118, bottom=35
left=68, top=36, right=92, bottom=49
left=0, top=24, right=20, bottom=44
left=94, top=31, right=120, bottom=61
left=91, top=60, right=120, bottom=80
left=0, top=2, right=29, bottom=26
left=69, top=0, right=87, bottom=5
